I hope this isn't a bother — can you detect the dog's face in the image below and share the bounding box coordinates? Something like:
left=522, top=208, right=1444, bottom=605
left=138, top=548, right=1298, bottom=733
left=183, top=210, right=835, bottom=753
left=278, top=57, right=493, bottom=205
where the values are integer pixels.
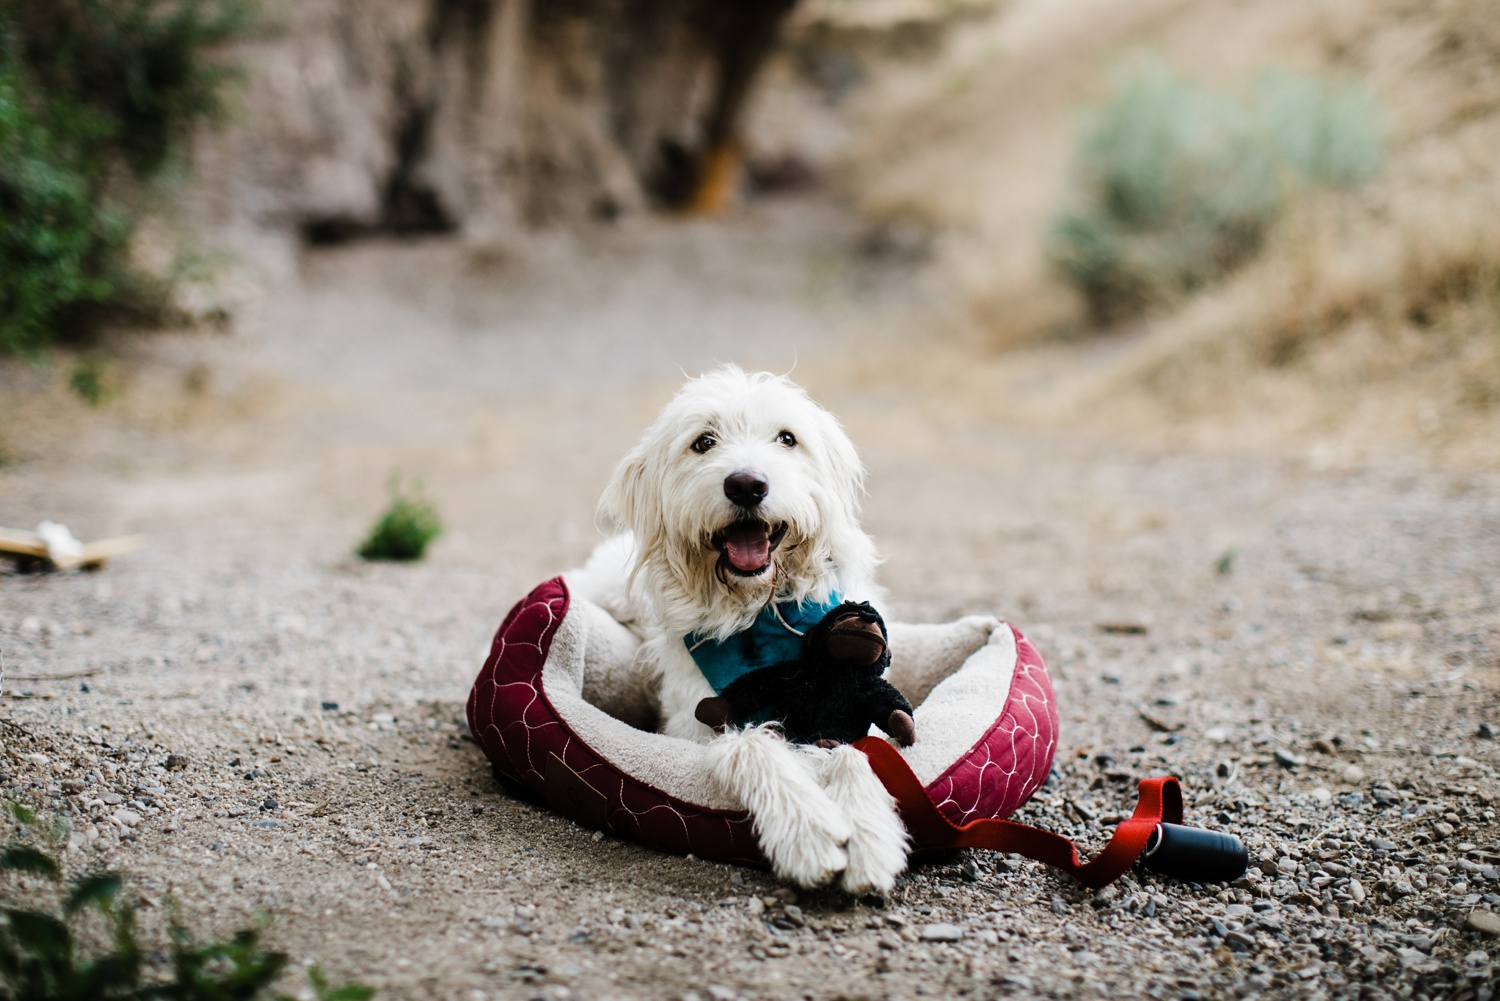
left=603, top=366, right=873, bottom=637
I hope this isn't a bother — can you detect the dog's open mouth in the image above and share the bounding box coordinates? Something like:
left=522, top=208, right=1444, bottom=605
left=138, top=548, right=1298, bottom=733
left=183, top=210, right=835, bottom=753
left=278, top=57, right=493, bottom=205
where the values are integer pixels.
left=711, top=519, right=788, bottom=577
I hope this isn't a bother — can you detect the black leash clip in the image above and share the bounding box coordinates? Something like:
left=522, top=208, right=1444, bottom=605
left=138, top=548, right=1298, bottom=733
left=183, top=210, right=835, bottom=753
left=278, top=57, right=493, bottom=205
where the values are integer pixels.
left=1142, top=823, right=1249, bottom=883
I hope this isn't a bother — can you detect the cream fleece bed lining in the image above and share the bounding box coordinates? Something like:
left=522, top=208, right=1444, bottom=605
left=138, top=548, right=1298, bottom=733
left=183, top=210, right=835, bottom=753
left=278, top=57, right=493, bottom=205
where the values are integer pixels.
left=545, top=597, right=1019, bottom=813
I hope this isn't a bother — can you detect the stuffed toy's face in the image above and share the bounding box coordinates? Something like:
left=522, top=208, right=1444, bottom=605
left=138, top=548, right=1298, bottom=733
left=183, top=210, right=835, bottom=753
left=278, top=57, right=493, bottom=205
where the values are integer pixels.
left=807, top=601, right=888, bottom=670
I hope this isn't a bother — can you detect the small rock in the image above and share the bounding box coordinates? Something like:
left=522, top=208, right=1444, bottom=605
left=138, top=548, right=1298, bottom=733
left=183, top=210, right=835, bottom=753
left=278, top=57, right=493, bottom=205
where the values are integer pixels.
left=1274, top=749, right=1301, bottom=770
left=1349, top=879, right=1366, bottom=904
left=1372, top=788, right=1399, bottom=806
left=164, top=754, right=189, bottom=771
left=1225, top=930, right=1257, bottom=952
left=1465, top=950, right=1489, bottom=966
left=1050, top=897, right=1068, bottom=916
left=1309, top=788, right=1332, bottom=806
left=1396, top=948, right=1439, bottom=972
left=878, top=934, right=902, bottom=951
left=919, top=923, right=963, bottom=943
left=1204, top=727, right=1233, bottom=743
left=1479, top=723, right=1496, bottom=740
left=1311, top=738, right=1337, bottom=756
left=1368, top=838, right=1398, bottom=852
left=112, top=809, right=141, bottom=828
left=706, top=986, right=735, bottom=1001
left=260, top=797, right=278, bottom=812
left=1434, top=822, right=1455, bottom=840
left=1342, top=764, right=1365, bottom=783
left=1000, top=975, right=1032, bottom=990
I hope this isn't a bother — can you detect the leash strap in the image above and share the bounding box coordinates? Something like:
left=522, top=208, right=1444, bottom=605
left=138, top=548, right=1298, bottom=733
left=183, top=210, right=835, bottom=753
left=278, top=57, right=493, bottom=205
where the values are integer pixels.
left=853, top=736, right=1183, bottom=889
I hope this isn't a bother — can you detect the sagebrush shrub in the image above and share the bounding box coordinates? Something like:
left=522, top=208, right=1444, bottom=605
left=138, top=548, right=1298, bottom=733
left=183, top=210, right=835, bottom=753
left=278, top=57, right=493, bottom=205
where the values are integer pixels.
left=1050, top=60, right=1384, bottom=325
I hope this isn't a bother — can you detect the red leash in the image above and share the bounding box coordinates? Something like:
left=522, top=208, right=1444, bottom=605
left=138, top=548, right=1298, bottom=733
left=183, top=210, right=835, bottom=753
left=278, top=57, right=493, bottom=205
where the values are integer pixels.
left=854, top=736, right=1185, bottom=889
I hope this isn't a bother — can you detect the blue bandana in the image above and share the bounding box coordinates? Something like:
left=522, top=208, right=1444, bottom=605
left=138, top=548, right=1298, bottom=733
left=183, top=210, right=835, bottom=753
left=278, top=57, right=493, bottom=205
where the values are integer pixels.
left=686, top=593, right=843, bottom=695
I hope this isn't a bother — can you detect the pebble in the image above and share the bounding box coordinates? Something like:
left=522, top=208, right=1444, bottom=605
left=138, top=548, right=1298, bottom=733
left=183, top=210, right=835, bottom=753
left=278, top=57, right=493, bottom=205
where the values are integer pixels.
left=1309, top=788, right=1332, bottom=806
left=1342, top=764, right=1365, bottom=783
left=1225, top=930, right=1257, bottom=952
left=1349, top=880, right=1366, bottom=904
left=1473, top=910, right=1500, bottom=937
left=919, top=923, right=963, bottom=942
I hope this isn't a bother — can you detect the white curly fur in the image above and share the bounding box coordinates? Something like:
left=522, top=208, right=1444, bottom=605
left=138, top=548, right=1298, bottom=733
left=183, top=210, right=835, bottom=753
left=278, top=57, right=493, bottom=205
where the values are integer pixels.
left=569, top=366, right=908, bottom=891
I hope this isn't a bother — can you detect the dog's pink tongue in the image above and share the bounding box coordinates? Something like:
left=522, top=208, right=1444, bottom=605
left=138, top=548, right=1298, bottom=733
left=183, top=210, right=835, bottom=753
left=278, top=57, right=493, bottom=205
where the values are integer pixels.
left=723, top=524, right=771, bottom=571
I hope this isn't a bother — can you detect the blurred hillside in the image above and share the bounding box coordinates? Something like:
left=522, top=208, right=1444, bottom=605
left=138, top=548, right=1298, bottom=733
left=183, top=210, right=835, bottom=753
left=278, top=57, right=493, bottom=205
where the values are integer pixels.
left=797, top=0, right=1500, bottom=465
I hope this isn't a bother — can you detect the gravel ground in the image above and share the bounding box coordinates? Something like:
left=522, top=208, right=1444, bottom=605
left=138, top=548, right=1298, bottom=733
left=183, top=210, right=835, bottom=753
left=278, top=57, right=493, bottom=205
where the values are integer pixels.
left=2, top=201, right=1499, bottom=1001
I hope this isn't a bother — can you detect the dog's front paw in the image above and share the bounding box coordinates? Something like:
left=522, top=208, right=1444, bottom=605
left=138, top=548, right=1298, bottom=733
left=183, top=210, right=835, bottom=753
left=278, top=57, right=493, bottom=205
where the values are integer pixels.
left=817, top=746, right=909, bottom=896
left=706, top=725, right=852, bottom=888
left=766, top=823, right=850, bottom=889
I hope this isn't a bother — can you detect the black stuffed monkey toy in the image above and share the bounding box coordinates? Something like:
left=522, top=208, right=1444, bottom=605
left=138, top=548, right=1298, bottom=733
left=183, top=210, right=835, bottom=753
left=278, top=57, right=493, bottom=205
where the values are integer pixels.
left=695, top=601, right=916, bottom=747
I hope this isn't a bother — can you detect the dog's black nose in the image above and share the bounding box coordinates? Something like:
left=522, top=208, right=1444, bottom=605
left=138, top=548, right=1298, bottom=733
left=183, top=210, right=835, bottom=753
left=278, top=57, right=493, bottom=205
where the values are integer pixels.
left=724, top=469, right=769, bottom=508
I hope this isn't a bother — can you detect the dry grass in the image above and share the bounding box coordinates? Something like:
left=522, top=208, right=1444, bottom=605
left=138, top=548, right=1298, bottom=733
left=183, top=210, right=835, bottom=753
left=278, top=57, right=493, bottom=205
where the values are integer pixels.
left=825, top=0, right=1500, bottom=465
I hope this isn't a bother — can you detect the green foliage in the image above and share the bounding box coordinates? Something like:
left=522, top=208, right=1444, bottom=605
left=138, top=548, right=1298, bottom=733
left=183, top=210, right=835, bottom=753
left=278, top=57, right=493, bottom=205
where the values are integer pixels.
left=357, top=477, right=443, bottom=562
left=0, top=805, right=374, bottom=1001
left=1050, top=60, right=1385, bottom=324
left=0, top=0, right=251, bottom=355
left=68, top=360, right=108, bottom=406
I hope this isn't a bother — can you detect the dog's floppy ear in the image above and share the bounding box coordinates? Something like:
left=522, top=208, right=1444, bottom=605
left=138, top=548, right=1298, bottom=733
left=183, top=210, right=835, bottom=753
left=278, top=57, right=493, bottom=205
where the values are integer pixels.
left=814, top=408, right=867, bottom=524
left=600, top=443, right=667, bottom=564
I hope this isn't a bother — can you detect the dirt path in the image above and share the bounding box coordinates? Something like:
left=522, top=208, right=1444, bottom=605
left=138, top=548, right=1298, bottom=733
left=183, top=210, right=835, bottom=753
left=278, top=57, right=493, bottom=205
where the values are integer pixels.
left=3, top=198, right=1499, bottom=1001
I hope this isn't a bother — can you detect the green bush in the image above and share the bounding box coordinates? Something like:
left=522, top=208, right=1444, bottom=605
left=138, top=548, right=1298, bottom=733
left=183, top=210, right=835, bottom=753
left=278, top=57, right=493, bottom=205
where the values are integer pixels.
left=0, top=0, right=250, bottom=355
left=0, top=802, right=373, bottom=1001
left=357, top=478, right=443, bottom=562
left=1050, top=60, right=1384, bottom=324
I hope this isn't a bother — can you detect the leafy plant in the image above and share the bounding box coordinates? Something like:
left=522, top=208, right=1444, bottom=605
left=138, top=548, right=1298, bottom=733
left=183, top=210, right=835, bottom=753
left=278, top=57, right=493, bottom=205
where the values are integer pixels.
left=68, top=360, right=108, bottom=406
left=0, top=0, right=251, bottom=355
left=357, top=477, right=443, bottom=562
left=0, top=802, right=373, bottom=1001
left=1049, top=60, right=1384, bottom=324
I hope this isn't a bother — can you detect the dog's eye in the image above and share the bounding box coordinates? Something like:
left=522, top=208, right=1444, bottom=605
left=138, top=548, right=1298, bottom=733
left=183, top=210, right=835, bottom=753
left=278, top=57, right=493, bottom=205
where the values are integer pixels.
left=690, top=434, right=717, bottom=454
left=776, top=430, right=797, bottom=447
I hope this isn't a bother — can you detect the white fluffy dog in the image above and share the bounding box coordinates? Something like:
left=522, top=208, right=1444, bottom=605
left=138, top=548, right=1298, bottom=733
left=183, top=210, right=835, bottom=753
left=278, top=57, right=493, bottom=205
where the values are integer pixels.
left=569, top=366, right=909, bottom=893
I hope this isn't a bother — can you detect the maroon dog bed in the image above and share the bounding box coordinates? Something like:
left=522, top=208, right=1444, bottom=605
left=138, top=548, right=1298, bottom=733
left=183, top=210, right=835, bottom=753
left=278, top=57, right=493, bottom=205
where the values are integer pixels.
left=466, top=577, right=1058, bottom=865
